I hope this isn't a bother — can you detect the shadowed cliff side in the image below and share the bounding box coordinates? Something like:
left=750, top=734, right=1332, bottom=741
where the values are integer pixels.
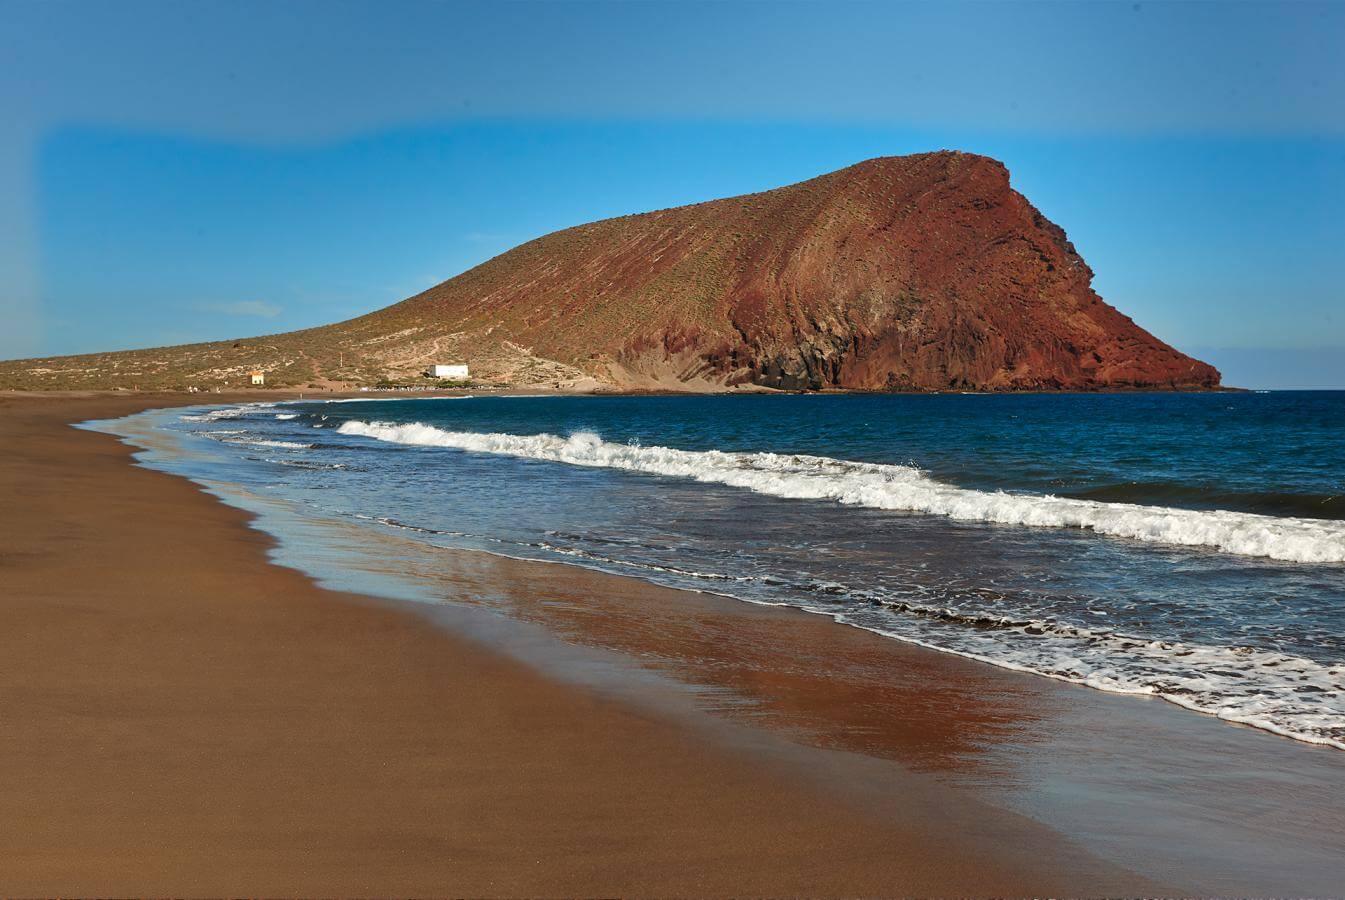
left=0, top=151, right=1219, bottom=391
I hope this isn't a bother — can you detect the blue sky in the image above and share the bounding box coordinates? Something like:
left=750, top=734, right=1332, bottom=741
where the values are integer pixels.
left=3, top=1, right=1343, bottom=388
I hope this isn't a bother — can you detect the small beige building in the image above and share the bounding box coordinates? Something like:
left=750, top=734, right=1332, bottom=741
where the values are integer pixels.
left=428, top=363, right=470, bottom=380
left=249, top=370, right=265, bottom=386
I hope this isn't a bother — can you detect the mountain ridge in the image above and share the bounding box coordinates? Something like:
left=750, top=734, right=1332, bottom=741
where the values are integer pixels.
left=0, top=151, right=1220, bottom=392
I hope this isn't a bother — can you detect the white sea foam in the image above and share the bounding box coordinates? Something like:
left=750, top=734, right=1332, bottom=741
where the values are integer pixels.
left=840, top=606, right=1345, bottom=751
left=221, top=437, right=314, bottom=450
left=520, top=538, right=1345, bottom=749
left=180, top=402, right=277, bottom=422
left=274, top=413, right=298, bottom=420
left=318, top=395, right=476, bottom=404
left=179, top=405, right=254, bottom=422
left=335, top=420, right=1345, bottom=564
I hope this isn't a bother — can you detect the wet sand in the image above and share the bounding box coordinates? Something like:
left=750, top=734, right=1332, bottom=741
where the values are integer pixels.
left=1, top=392, right=1160, bottom=894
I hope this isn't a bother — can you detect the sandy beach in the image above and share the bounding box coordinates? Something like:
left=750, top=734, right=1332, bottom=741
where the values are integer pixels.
left=0, top=391, right=1176, bottom=895
left=8, top=390, right=1345, bottom=896
left=0, top=390, right=1199, bottom=893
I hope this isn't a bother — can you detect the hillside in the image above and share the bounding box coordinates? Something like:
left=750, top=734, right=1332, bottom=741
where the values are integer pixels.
left=0, top=152, right=1220, bottom=392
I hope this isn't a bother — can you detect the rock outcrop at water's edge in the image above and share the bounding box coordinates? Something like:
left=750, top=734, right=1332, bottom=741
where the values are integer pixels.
left=0, top=151, right=1219, bottom=391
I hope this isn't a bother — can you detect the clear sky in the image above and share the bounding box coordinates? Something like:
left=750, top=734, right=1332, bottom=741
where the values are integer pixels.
left=3, top=0, right=1343, bottom=388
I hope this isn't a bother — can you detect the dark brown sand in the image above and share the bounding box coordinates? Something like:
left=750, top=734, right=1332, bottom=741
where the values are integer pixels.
left=0, top=392, right=1151, bottom=895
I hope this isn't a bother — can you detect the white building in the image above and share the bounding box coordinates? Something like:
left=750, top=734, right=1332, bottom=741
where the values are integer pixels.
left=428, top=364, right=470, bottom=380
left=249, top=370, right=265, bottom=386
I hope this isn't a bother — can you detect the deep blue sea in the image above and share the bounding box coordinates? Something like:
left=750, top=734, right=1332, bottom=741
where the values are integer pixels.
left=115, top=392, right=1345, bottom=749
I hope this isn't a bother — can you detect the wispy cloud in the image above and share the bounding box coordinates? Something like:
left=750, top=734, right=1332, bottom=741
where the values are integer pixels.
left=198, top=300, right=283, bottom=318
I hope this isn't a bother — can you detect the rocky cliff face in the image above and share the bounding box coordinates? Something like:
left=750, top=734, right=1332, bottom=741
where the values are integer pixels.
left=0, top=152, right=1219, bottom=391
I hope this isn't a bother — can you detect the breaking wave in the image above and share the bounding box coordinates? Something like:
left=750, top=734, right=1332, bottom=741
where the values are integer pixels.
left=335, top=420, right=1345, bottom=564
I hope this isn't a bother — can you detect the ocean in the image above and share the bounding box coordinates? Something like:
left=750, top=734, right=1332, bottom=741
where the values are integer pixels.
left=102, top=391, right=1345, bottom=750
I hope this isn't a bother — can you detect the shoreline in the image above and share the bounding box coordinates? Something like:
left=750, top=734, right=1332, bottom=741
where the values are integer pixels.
left=110, top=396, right=1345, bottom=893
left=0, top=391, right=1159, bottom=894
left=148, top=392, right=1344, bottom=750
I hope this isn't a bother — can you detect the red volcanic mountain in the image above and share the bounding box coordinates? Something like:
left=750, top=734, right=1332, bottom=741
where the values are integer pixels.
left=0, top=151, right=1219, bottom=391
